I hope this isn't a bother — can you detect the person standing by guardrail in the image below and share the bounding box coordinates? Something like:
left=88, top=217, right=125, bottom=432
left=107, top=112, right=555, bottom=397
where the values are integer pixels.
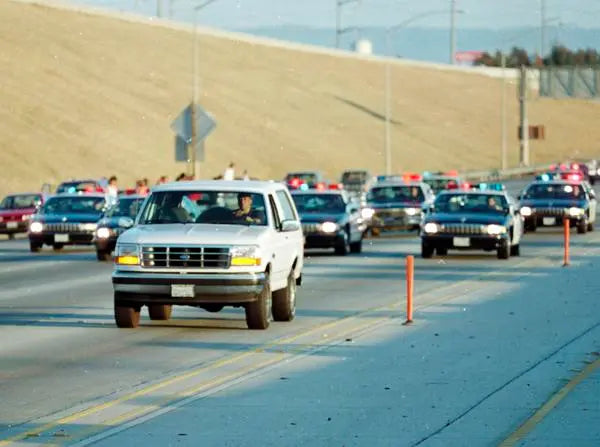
left=223, top=162, right=235, bottom=181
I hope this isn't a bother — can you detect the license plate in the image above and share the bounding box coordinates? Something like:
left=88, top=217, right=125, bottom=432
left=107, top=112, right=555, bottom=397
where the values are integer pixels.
left=171, top=284, right=195, bottom=298
left=543, top=217, right=556, bottom=226
left=54, top=234, right=69, bottom=243
left=453, top=237, right=470, bottom=247
left=6, top=222, right=18, bottom=229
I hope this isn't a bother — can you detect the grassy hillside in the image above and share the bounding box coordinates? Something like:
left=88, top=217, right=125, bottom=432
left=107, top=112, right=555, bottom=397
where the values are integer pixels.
left=1, top=0, right=599, bottom=196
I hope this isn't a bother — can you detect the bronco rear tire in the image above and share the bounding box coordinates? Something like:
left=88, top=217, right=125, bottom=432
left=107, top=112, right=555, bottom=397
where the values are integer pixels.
left=272, top=271, right=296, bottom=322
left=245, top=274, right=271, bottom=330
left=148, top=304, right=172, bottom=321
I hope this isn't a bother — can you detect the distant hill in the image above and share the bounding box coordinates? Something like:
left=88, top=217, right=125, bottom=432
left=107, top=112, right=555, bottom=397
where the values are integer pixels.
left=239, top=26, right=600, bottom=64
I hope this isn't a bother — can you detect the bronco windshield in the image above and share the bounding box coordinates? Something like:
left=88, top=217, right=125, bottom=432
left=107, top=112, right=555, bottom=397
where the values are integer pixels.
left=435, top=193, right=508, bottom=214
left=41, top=196, right=105, bottom=214
left=341, top=171, right=368, bottom=184
left=106, top=198, right=145, bottom=218
left=0, top=194, right=41, bottom=209
left=292, top=193, right=346, bottom=214
left=138, top=191, right=268, bottom=226
left=368, top=186, right=424, bottom=204
left=523, top=183, right=584, bottom=200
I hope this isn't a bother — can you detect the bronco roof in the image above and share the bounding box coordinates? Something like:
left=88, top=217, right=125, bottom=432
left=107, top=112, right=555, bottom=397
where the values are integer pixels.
left=152, top=180, right=286, bottom=194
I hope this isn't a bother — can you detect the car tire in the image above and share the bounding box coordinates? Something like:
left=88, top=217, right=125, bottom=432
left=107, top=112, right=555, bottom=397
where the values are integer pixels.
left=29, top=242, right=42, bottom=253
left=588, top=219, right=594, bottom=232
left=8, top=233, right=15, bottom=240
left=148, top=304, right=172, bottom=321
left=96, top=249, right=111, bottom=261
left=577, top=220, right=587, bottom=234
left=436, top=247, right=448, bottom=256
left=203, top=304, right=224, bottom=313
left=371, top=228, right=380, bottom=237
left=525, top=222, right=537, bottom=233
left=350, top=238, right=363, bottom=254
left=245, top=274, right=271, bottom=330
left=421, top=242, right=434, bottom=259
left=272, top=271, right=296, bottom=322
left=510, top=244, right=520, bottom=256
left=497, top=243, right=510, bottom=259
left=53, top=243, right=64, bottom=251
left=334, top=232, right=350, bottom=256
left=114, top=293, right=141, bottom=328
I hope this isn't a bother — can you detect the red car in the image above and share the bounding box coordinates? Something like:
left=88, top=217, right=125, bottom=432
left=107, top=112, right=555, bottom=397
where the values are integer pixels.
left=0, top=193, right=44, bottom=239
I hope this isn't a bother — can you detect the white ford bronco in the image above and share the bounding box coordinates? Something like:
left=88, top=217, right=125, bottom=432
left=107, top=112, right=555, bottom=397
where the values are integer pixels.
left=111, top=181, right=304, bottom=329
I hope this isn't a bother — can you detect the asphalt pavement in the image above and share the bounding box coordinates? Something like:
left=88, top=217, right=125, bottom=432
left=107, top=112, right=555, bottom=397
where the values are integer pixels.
left=0, top=180, right=598, bottom=446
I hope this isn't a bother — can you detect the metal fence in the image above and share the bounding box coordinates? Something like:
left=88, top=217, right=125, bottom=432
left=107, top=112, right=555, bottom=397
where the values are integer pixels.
left=539, top=67, right=600, bottom=99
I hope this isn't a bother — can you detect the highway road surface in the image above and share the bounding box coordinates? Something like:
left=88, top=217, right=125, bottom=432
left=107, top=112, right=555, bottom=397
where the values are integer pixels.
left=0, top=182, right=599, bottom=446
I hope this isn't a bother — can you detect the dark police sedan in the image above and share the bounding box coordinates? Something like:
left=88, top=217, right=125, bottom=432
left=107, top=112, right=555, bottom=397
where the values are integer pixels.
left=94, top=195, right=145, bottom=261
left=28, top=194, right=106, bottom=252
left=518, top=179, right=597, bottom=234
left=421, top=189, right=524, bottom=259
left=291, top=189, right=366, bottom=255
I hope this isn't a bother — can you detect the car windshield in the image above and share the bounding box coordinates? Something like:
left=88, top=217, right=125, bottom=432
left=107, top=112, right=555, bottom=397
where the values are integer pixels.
left=42, top=196, right=106, bottom=214
left=0, top=194, right=40, bottom=209
left=292, top=193, right=346, bottom=213
left=368, top=186, right=424, bottom=203
left=286, top=173, right=318, bottom=184
left=56, top=181, right=100, bottom=194
left=523, top=183, right=584, bottom=200
left=424, top=178, right=458, bottom=192
left=342, top=172, right=367, bottom=184
left=138, top=191, right=268, bottom=226
left=106, top=198, right=144, bottom=218
left=435, top=193, right=508, bottom=213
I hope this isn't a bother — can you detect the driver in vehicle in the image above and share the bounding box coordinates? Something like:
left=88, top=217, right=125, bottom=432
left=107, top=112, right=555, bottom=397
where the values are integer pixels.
left=487, top=196, right=503, bottom=211
left=233, top=192, right=264, bottom=224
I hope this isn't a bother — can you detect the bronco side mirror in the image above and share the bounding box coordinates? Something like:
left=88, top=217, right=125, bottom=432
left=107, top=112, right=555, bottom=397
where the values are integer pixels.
left=281, top=220, right=300, bottom=232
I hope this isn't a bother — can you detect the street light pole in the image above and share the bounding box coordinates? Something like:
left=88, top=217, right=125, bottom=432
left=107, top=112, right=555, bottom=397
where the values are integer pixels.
left=336, top=0, right=359, bottom=48
left=501, top=52, right=507, bottom=171
left=540, top=0, right=546, bottom=58
left=450, top=0, right=457, bottom=64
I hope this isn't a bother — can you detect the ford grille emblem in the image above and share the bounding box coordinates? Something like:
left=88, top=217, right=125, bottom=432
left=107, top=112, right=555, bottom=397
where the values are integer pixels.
left=180, top=254, right=191, bottom=261
left=461, top=217, right=467, bottom=223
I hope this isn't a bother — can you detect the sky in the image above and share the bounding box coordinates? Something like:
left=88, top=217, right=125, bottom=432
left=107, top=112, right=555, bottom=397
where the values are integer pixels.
left=86, top=0, right=600, bottom=29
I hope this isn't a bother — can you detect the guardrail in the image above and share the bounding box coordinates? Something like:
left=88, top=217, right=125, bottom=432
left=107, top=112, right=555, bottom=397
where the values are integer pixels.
left=459, top=164, right=555, bottom=182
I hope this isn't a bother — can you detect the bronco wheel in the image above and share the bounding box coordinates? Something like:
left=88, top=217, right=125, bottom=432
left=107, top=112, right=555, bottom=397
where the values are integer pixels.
left=114, top=293, right=141, bottom=328
left=148, top=304, right=172, bottom=321
left=588, top=219, right=595, bottom=232
left=245, top=274, right=271, bottom=330
left=510, top=244, right=520, bottom=256
left=272, top=271, right=296, bottom=322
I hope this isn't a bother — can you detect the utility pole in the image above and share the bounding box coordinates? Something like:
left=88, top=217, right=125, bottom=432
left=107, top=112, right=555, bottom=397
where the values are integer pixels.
left=519, top=65, right=530, bottom=167
left=335, top=0, right=359, bottom=48
left=501, top=52, right=507, bottom=170
left=449, top=0, right=457, bottom=64
left=540, top=0, right=546, bottom=59
left=385, top=30, right=392, bottom=175
left=190, top=10, right=200, bottom=179
left=156, top=0, right=163, bottom=18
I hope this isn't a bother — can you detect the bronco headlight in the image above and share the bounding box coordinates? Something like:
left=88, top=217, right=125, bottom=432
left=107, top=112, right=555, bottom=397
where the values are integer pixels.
left=231, top=245, right=262, bottom=266
left=486, top=224, right=507, bottom=235
left=568, top=207, right=584, bottom=217
left=423, top=223, right=439, bottom=234
left=320, top=222, right=339, bottom=233
left=361, top=208, right=375, bottom=219
left=115, top=243, right=140, bottom=265
left=29, top=221, right=43, bottom=233
left=519, top=206, right=533, bottom=217
left=96, top=227, right=112, bottom=239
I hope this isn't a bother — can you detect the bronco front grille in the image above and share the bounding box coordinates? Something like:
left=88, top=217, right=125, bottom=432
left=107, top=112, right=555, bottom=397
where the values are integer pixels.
left=44, top=223, right=85, bottom=233
left=141, top=246, right=230, bottom=268
left=536, top=208, right=566, bottom=216
left=439, top=223, right=485, bottom=235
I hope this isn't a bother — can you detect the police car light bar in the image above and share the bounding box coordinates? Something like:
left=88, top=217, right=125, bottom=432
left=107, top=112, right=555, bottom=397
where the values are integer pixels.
left=475, top=183, right=506, bottom=191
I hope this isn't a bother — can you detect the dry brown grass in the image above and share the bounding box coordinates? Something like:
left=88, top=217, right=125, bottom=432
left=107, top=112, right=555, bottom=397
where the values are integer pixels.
left=1, top=0, right=599, bottom=197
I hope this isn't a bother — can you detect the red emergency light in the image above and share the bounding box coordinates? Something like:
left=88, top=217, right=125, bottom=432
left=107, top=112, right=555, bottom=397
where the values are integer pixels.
left=289, top=178, right=302, bottom=188
left=329, top=183, right=343, bottom=190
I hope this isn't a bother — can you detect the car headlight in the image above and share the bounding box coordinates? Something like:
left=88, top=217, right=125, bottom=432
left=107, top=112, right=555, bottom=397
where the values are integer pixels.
left=568, top=207, right=584, bottom=217
left=81, top=223, right=98, bottom=232
left=0, top=216, right=3, bottom=222
left=361, top=208, right=375, bottom=219
left=29, top=221, right=44, bottom=233
left=320, top=222, right=339, bottom=233
left=423, top=223, right=439, bottom=234
left=115, top=243, right=140, bottom=265
left=230, top=245, right=262, bottom=266
left=520, top=206, right=533, bottom=217
left=96, top=227, right=112, bottom=239
left=21, top=214, right=32, bottom=221
left=486, top=224, right=507, bottom=235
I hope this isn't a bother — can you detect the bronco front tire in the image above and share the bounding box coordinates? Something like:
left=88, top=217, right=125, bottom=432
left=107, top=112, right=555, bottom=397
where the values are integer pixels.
left=272, top=271, right=296, bottom=322
left=245, top=275, right=271, bottom=330
left=114, top=292, right=141, bottom=328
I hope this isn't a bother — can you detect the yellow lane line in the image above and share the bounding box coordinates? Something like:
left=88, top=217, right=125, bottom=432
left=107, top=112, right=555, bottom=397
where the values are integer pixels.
left=499, top=356, right=600, bottom=447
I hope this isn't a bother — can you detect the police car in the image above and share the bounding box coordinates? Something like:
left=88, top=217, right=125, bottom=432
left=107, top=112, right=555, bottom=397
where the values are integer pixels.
left=291, top=187, right=365, bottom=255
left=422, top=171, right=464, bottom=194
left=518, top=176, right=597, bottom=233
left=363, top=174, right=435, bottom=235
left=421, top=183, right=524, bottom=259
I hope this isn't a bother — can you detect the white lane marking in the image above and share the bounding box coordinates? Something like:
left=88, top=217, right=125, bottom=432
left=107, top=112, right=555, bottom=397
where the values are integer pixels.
left=0, top=260, right=79, bottom=274
left=0, top=273, right=111, bottom=301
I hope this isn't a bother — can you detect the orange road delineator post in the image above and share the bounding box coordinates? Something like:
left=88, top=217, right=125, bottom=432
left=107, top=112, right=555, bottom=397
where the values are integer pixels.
left=404, top=255, right=414, bottom=324
left=563, top=218, right=570, bottom=267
